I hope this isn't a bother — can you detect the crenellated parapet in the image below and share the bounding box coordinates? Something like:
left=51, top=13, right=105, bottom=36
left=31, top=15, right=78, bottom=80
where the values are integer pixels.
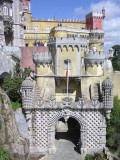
left=84, top=50, right=113, bottom=66
left=33, top=52, right=52, bottom=66
left=48, top=37, right=88, bottom=52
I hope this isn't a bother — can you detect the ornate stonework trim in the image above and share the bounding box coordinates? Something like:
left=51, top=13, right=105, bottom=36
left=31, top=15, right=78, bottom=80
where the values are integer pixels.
left=48, top=110, right=87, bottom=130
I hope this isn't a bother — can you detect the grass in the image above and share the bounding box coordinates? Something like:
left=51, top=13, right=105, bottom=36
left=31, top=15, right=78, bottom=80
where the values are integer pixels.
left=0, top=145, right=10, bottom=160
left=10, top=101, right=21, bottom=111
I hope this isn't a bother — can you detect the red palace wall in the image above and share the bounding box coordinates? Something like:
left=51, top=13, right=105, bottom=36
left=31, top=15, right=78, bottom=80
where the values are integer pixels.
left=86, top=18, right=93, bottom=30
left=21, top=47, right=48, bottom=72
left=94, top=18, right=102, bottom=30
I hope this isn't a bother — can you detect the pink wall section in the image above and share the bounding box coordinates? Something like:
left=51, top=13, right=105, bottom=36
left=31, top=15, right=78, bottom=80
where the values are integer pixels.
left=94, top=18, right=102, bottom=30
left=86, top=18, right=93, bottom=30
left=21, top=47, right=49, bottom=72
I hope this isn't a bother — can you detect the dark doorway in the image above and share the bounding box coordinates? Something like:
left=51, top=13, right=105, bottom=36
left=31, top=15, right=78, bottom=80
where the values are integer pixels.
left=55, top=117, right=80, bottom=145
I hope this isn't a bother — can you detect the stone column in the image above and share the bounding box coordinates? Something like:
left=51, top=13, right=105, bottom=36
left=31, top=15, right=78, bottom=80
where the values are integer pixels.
left=48, top=125, right=56, bottom=154
left=81, top=129, right=87, bottom=154
left=99, top=117, right=106, bottom=149
left=0, top=19, right=5, bottom=46
left=55, top=47, right=59, bottom=75
left=25, top=110, right=33, bottom=148
left=76, top=47, right=80, bottom=75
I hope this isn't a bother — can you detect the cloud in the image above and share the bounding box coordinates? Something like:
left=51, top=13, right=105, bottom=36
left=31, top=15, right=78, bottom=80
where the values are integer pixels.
left=90, top=0, right=120, bottom=20
left=90, top=0, right=120, bottom=52
left=74, top=0, right=120, bottom=52
left=74, top=7, right=86, bottom=15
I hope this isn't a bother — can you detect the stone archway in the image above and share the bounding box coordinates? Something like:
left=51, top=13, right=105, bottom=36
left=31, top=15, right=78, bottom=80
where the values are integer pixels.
left=48, top=110, right=87, bottom=154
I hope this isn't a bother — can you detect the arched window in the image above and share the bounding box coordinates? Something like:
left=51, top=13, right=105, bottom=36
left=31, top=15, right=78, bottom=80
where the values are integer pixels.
left=9, top=8, right=12, bottom=16
left=24, top=17, right=27, bottom=21
left=34, top=35, right=38, bottom=39
left=3, top=6, right=8, bottom=16
left=47, top=26, right=51, bottom=30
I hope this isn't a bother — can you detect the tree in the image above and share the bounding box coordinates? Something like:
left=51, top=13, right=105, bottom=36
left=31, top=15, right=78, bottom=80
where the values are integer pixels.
left=2, top=73, right=22, bottom=102
left=2, top=62, right=32, bottom=103
left=107, top=96, right=120, bottom=153
left=112, top=45, right=120, bottom=71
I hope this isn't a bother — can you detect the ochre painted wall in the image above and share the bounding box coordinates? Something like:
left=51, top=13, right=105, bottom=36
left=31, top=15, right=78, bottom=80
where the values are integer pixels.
left=58, top=47, right=77, bottom=76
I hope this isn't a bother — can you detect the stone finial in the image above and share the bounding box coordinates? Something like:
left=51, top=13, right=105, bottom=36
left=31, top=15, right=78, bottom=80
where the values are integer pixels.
left=102, top=76, right=113, bottom=88
left=21, top=77, right=33, bottom=109
left=102, top=77, right=114, bottom=119
left=22, top=77, right=33, bottom=88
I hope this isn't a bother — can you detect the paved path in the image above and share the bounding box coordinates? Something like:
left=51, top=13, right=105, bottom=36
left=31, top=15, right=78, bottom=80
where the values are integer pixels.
left=51, top=139, right=82, bottom=160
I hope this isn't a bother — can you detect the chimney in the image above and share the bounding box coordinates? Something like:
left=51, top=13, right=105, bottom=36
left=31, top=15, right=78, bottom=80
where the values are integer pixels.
left=54, top=15, right=56, bottom=21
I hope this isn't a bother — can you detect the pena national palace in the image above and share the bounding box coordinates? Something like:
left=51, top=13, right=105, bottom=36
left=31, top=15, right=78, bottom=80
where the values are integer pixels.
left=0, top=0, right=120, bottom=159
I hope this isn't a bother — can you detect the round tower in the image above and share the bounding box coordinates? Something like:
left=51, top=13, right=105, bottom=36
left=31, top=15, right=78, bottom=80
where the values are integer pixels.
left=33, top=51, right=55, bottom=99
left=102, top=77, right=114, bottom=119
left=21, top=77, right=33, bottom=109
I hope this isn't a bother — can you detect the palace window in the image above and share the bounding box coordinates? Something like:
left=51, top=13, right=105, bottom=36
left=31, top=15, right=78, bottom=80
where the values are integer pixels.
left=100, top=43, right=103, bottom=50
left=9, top=8, right=12, bottom=16
left=81, top=57, right=84, bottom=66
left=47, top=26, right=51, bottom=30
left=3, top=6, right=8, bottom=16
left=24, top=17, right=27, bottom=21
left=64, top=59, right=72, bottom=70
left=34, top=35, right=38, bottom=39
left=35, top=26, right=38, bottom=30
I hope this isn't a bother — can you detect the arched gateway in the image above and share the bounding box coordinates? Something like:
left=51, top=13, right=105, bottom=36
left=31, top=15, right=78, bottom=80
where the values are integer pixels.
left=21, top=77, right=114, bottom=156
left=48, top=110, right=87, bottom=154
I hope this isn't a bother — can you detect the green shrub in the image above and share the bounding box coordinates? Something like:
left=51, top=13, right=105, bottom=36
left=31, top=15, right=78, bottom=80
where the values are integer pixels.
left=85, top=155, right=93, bottom=160
left=10, top=101, right=21, bottom=111
left=107, top=96, right=120, bottom=152
left=118, top=151, right=120, bottom=158
left=0, top=145, right=10, bottom=160
left=85, top=153, right=105, bottom=160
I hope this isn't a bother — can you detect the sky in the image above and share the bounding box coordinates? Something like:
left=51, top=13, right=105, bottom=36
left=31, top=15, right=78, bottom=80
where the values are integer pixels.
left=31, top=0, right=120, bottom=52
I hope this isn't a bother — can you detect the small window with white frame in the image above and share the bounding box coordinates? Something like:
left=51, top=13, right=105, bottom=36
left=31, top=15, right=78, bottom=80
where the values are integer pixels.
left=100, top=43, right=103, bottom=50
left=9, top=8, right=12, bottom=16
left=24, top=17, right=27, bottom=21
left=64, top=59, right=72, bottom=70
left=47, top=26, right=51, bottom=30
left=3, top=6, right=8, bottom=16
left=34, top=26, right=38, bottom=30
left=34, top=35, right=38, bottom=39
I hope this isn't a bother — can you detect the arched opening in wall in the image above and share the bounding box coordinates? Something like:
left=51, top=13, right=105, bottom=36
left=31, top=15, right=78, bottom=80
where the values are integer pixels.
left=55, top=117, right=81, bottom=145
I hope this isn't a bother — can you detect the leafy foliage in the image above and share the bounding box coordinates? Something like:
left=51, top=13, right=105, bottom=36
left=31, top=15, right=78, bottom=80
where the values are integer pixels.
left=112, top=45, right=120, bottom=71
left=107, top=96, right=120, bottom=153
left=0, top=145, right=10, bottom=160
left=1, top=62, right=32, bottom=103
left=2, top=74, right=22, bottom=102
left=10, top=101, right=21, bottom=111
left=85, top=153, right=105, bottom=160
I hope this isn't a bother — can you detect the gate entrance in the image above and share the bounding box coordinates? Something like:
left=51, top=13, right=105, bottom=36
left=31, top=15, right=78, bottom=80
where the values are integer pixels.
left=55, top=117, right=80, bottom=145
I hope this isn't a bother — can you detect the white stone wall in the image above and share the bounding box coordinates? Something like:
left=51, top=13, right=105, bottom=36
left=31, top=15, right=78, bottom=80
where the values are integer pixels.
left=12, top=0, right=24, bottom=47
left=30, top=108, right=106, bottom=154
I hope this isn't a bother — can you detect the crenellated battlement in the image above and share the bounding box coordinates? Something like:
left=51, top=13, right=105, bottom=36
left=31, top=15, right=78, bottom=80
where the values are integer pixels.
left=33, top=52, right=52, bottom=66
left=32, top=17, right=86, bottom=23
left=86, top=11, right=103, bottom=18
left=84, top=51, right=113, bottom=65
left=50, top=26, right=89, bottom=33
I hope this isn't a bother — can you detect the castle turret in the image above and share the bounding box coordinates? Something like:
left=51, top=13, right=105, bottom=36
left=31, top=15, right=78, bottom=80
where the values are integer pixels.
left=102, top=7, right=105, bottom=19
left=23, top=0, right=31, bottom=12
left=21, top=77, right=33, bottom=109
left=102, top=77, right=114, bottom=119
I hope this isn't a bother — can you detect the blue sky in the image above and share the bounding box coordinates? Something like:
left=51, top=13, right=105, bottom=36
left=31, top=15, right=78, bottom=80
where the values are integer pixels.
left=31, top=0, right=98, bottom=20
left=31, top=0, right=120, bottom=52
